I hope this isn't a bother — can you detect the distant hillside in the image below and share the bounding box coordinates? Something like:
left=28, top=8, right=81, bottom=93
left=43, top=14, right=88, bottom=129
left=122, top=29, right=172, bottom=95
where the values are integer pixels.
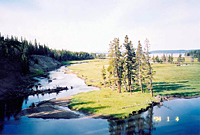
left=150, top=50, right=200, bottom=54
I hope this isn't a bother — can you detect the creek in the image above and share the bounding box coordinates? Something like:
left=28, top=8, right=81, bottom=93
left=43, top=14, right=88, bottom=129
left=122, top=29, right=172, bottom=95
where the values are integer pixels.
left=0, top=65, right=199, bottom=135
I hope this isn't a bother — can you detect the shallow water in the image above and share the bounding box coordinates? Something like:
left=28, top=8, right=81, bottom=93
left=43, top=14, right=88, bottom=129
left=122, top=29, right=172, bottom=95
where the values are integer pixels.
left=0, top=65, right=199, bottom=135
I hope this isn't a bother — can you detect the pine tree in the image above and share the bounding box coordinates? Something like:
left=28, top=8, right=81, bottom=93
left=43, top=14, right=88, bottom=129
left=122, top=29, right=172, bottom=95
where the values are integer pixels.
left=136, top=40, right=144, bottom=93
left=168, top=55, right=171, bottom=63
left=123, top=35, right=136, bottom=94
left=162, top=54, right=166, bottom=63
left=177, top=53, right=182, bottom=65
left=155, top=55, right=160, bottom=63
left=108, top=38, right=122, bottom=93
left=144, top=38, right=155, bottom=97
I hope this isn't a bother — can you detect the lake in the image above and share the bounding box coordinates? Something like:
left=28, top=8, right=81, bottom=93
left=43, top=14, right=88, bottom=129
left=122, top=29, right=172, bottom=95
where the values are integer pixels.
left=0, top=65, right=199, bottom=135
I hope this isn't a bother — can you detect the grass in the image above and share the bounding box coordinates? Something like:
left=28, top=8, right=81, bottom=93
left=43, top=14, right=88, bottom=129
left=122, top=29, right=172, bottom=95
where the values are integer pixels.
left=67, top=59, right=108, bottom=87
left=70, top=88, right=155, bottom=118
left=67, top=59, right=200, bottom=118
left=153, top=63, right=200, bottom=96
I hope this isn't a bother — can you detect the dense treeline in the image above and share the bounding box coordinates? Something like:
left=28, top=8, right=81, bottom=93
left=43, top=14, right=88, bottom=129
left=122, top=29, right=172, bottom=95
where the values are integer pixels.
left=103, top=35, right=155, bottom=97
left=186, top=50, right=200, bottom=62
left=0, top=33, right=94, bottom=75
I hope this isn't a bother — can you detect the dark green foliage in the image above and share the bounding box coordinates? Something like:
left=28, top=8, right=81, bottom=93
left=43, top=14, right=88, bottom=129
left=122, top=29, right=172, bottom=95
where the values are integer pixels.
left=123, top=35, right=136, bottom=94
left=155, top=55, right=162, bottom=63
left=107, top=36, right=155, bottom=96
left=0, top=33, right=94, bottom=76
left=186, top=50, right=200, bottom=63
left=186, top=50, right=200, bottom=58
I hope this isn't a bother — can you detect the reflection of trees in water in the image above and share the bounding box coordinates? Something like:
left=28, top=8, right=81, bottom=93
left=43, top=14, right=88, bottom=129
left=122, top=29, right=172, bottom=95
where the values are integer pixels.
left=108, top=107, right=155, bottom=135
left=0, top=97, right=25, bottom=132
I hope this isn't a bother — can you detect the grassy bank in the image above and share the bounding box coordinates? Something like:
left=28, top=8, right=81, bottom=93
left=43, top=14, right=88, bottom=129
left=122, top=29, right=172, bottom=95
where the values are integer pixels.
left=68, top=59, right=200, bottom=118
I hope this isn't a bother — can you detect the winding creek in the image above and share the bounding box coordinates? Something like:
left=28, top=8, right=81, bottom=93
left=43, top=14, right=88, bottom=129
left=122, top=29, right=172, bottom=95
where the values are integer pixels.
left=0, top=65, right=200, bottom=134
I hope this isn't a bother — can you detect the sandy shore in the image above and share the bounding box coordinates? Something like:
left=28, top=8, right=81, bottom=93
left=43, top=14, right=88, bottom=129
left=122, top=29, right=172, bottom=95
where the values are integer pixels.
left=16, top=96, right=80, bottom=119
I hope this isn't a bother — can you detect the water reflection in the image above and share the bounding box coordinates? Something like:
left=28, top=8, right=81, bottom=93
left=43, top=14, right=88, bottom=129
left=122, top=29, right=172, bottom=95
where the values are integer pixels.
left=0, top=97, right=25, bottom=132
left=0, top=97, right=25, bottom=121
left=108, top=107, right=155, bottom=135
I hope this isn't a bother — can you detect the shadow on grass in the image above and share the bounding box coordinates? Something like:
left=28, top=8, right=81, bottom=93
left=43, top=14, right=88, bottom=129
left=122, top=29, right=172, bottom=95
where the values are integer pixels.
left=151, top=81, right=200, bottom=96
left=69, top=101, right=95, bottom=107
left=69, top=101, right=110, bottom=114
left=79, top=106, right=110, bottom=113
left=152, top=82, right=191, bottom=93
left=167, top=91, right=200, bottom=97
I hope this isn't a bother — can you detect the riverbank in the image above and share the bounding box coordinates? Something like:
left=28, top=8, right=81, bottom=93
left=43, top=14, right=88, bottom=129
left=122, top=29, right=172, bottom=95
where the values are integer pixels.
left=0, top=55, right=61, bottom=100
left=66, top=59, right=200, bottom=118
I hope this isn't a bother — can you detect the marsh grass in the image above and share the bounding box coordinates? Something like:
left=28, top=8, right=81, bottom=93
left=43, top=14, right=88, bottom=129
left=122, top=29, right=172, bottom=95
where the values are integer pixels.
left=68, top=59, right=200, bottom=117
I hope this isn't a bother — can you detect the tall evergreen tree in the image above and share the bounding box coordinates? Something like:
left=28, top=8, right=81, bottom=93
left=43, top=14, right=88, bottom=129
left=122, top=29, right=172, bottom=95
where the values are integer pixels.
left=108, top=38, right=122, bottom=93
left=155, top=55, right=160, bottom=63
left=162, top=54, right=166, bottom=63
left=144, top=38, right=155, bottom=97
left=177, top=53, right=182, bottom=65
left=123, top=35, right=136, bottom=94
left=136, top=40, right=144, bottom=93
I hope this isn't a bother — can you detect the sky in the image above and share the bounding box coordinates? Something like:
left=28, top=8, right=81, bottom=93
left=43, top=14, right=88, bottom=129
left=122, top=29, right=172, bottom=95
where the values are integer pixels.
left=0, top=0, right=199, bottom=52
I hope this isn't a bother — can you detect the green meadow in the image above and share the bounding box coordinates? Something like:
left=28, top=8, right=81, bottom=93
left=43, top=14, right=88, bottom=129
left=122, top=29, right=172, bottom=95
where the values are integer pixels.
left=67, top=59, right=200, bottom=117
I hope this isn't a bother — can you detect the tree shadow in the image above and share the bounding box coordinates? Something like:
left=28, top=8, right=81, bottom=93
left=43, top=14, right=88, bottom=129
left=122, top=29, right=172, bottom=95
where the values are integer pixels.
left=69, top=100, right=110, bottom=114
left=79, top=106, right=109, bottom=113
left=152, top=81, right=191, bottom=93
left=69, top=101, right=95, bottom=108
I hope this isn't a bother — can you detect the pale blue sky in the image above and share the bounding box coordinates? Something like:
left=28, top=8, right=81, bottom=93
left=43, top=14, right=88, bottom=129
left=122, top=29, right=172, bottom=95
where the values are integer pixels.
left=0, top=0, right=199, bottom=52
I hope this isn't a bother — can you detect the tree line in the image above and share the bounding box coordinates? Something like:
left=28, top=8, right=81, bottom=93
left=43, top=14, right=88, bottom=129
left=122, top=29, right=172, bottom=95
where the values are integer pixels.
left=102, top=35, right=155, bottom=97
left=152, top=53, right=186, bottom=64
left=0, top=33, right=94, bottom=75
left=186, top=50, right=200, bottom=62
